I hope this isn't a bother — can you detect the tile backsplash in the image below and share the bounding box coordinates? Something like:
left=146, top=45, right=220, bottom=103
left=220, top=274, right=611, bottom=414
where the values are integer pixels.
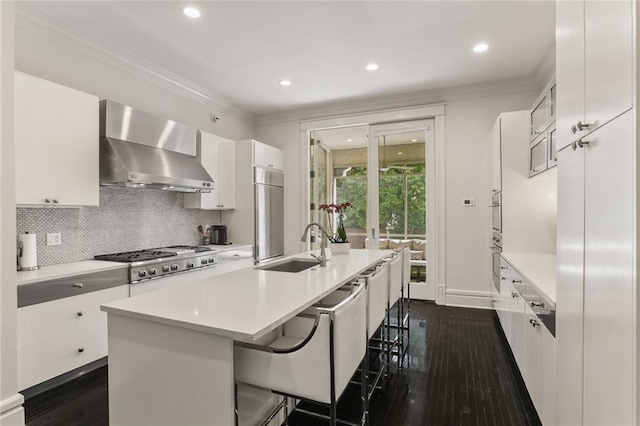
left=16, top=186, right=221, bottom=266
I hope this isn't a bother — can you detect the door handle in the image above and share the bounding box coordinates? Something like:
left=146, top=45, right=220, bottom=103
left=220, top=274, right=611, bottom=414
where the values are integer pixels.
left=529, top=318, right=540, bottom=328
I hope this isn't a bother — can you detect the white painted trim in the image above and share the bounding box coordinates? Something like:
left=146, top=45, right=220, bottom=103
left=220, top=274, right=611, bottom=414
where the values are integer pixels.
left=259, top=78, right=539, bottom=126
left=0, top=394, right=24, bottom=414
left=434, top=115, right=447, bottom=305
left=15, top=4, right=256, bottom=125
left=300, top=104, right=445, bottom=131
left=0, top=406, right=24, bottom=425
left=445, top=289, right=495, bottom=310
left=409, top=282, right=435, bottom=301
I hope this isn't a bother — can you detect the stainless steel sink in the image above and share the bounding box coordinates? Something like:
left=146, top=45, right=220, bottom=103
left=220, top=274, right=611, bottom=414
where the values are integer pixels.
left=258, top=259, right=320, bottom=273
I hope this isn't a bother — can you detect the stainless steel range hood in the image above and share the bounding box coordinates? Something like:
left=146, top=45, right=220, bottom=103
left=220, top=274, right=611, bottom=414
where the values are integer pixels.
left=99, top=100, right=213, bottom=193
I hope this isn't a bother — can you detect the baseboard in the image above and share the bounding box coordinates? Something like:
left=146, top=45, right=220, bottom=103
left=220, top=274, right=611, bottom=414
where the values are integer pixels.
left=409, top=282, right=435, bottom=300
left=445, top=289, right=494, bottom=310
left=0, top=394, right=25, bottom=425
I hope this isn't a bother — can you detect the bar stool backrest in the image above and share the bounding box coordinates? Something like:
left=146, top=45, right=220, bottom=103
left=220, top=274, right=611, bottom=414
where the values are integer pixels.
left=402, top=247, right=411, bottom=288
left=366, top=262, right=389, bottom=334
left=329, top=281, right=368, bottom=398
left=388, top=253, right=403, bottom=305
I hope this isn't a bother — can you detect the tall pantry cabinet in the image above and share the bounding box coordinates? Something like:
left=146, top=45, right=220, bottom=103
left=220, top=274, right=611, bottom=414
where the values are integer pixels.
left=555, top=0, right=636, bottom=424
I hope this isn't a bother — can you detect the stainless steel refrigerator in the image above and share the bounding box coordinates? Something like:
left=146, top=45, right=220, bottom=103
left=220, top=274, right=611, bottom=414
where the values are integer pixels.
left=254, top=167, right=285, bottom=263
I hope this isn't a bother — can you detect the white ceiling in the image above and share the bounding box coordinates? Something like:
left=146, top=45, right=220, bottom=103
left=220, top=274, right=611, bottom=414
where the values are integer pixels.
left=20, top=1, right=555, bottom=115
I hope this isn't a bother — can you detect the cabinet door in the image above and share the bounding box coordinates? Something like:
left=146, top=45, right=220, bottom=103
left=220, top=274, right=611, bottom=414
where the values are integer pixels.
left=547, top=125, right=557, bottom=168
left=583, top=111, right=634, bottom=425
left=555, top=143, right=585, bottom=426
left=15, top=72, right=99, bottom=206
left=537, top=325, right=556, bottom=426
left=509, top=280, right=526, bottom=371
left=529, top=133, right=548, bottom=177
left=254, top=141, right=283, bottom=171
left=555, top=0, right=585, bottom=151
left=491, top=117, right=501, bottom=192
left=530, top=94, right=549, bottom=139
left=199, top=133, right=221, bottom=209
left=523, top=304, right=539, bottom=407
left=217, top=139, right=236, bottom=209
left=584, top=0, right=633, bottom=130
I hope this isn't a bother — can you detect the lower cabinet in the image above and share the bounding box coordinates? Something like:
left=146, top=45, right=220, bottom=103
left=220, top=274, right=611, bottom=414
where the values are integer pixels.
left=497, top=261, right=556, bottom=425
left=17, top=285, right=129, bottom=390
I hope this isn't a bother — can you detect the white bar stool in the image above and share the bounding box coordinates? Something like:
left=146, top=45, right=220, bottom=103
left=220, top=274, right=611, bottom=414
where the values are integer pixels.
left=234, top=281, right=368, bottom=426
left=383, top=251, right=403, bottom=377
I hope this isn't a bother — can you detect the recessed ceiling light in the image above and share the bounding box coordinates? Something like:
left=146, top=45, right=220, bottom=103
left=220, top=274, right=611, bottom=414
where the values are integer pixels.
left=411, top=138, right=418, bottom=142
left=279, top=80, right=292, bottom=86
left=366, top=63, right=379, bottom=71
left=183, top=7, right=201, bottom=18
left=397, top=152, right=404, bottom=155
left=473, top=43, right=489, bottom=53
left=346, top=139, right=353, bottom=142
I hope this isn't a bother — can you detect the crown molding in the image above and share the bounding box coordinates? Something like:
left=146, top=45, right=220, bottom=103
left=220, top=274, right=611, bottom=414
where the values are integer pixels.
left=15, top=4, right=256, bottom=125
left=256, top=76, right=541, bottom=126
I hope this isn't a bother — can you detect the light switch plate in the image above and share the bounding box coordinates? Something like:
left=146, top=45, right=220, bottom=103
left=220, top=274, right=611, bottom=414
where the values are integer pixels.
left=46, top=233, right=61, bottom=246
left=462, top=198, right=476, bottom=207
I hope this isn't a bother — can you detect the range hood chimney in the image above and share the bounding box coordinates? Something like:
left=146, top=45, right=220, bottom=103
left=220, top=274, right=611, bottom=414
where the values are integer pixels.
left=99, top=100, right=213, bottom=193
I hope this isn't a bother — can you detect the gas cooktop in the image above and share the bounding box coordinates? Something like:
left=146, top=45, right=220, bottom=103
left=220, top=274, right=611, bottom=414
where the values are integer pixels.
left=95, top=246, right=218, bottom=283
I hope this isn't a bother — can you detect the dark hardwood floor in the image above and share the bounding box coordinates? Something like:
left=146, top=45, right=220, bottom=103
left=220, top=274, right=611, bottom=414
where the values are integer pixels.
left=24, top=302, right=540, bottom=426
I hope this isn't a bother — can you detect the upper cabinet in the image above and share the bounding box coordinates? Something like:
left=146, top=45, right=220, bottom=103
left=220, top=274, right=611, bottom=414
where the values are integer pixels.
left=253, top=140, right=284, bottom=171
left=184, top=131, right=236, bottom=210
left=556, top=0, right=633, bottom=151
left=529, top=81, right=555, bottom=140
left=15, top=72, right=99, bottom=207
left=490, top=118, right=501, bottom=193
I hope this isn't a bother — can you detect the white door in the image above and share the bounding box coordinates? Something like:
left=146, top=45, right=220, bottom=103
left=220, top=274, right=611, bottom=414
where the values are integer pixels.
left=369, top=120, right=434, bottom=300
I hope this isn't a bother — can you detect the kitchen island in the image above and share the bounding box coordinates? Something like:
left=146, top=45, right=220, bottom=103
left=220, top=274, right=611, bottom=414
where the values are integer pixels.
left=101, top=249, right=390, bottom=426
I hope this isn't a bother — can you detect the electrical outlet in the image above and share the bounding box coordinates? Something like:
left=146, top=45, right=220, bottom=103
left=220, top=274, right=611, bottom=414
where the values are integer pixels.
left=46, top=233, right=61, bottom=246
left=462, top=198, right=476, bottom=207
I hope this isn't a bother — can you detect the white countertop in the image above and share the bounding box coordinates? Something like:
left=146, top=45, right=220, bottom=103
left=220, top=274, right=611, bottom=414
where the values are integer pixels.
left=208, top=243, right=253, bottom=252
left=102, top=249, right=390, bottom=341
left=17, top=260, right=128, bottom=286
left=501, top=252, right=556, bottom=305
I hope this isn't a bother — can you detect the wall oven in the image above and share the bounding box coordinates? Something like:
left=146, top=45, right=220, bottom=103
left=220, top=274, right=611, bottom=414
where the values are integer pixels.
left=492, top=191, right=502, bottom=232
left=490, top=231, right=502, bottom=291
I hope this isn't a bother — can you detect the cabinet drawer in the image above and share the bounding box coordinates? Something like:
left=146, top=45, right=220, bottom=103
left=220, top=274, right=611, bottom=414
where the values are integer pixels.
left=18, top=285, right=128, bottom=348
left=18, top=324, right=107, bottom=391
left=218, top=248, right=253, bottom=262
left=18, top=268, right=128, bottom=307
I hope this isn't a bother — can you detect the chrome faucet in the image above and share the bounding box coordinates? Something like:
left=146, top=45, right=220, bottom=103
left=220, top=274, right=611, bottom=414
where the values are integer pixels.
left=301, top=222, right=331, bottom=267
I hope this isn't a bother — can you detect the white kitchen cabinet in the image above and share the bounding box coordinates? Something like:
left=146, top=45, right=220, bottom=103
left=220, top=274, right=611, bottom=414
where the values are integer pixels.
left=522, top=303, right=539, bottom=404
left=490, top=118, right=501, bottom=192
left=253, top=140, right=284, bottom=171
left=184, top=131, right=236, bottom=210
left=537, top=323, right=556, bottom=426
left=15, top=71, right=99, bottom=207
left=17, top=284, right=129, bottom=390
left=508, top=276, right=526, bottom=372
left=528, top=132, right=548, bottom=177
left=556, top=110, right=634, bottom=425
left=555, top=142, right=585, bottom=426
left=556, top=0, right=632, bottom=151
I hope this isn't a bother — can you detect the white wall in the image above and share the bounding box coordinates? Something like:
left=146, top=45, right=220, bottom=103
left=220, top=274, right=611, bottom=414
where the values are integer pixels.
left=0, top=2, right=25, bottom=424
left=256, top=88, right=538, bottom=309
left=15, top=17, right=255, bottom=142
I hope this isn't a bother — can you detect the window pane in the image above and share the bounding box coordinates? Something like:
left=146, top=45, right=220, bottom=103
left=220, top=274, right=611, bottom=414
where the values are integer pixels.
left=407, top=174, right=426, bottom=235
left=379, top=173, right=405, bottom=237
left=335, top=177, right=367, bottom=233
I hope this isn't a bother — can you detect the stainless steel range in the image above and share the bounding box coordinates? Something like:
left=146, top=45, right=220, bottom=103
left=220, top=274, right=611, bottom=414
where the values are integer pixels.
left=95, top=246, right=217, bottom=283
